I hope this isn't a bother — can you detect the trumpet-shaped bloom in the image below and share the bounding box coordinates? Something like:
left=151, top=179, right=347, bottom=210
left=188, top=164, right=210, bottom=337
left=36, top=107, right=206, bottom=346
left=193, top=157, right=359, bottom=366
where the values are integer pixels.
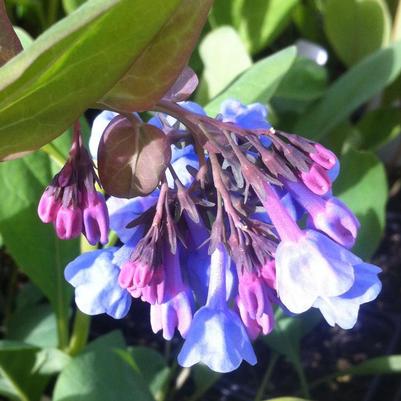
left=178, top=245, right=256, bottom=373
left=276, top=230, right=358, bottom=314
left=65, top=248, right=131, bottom=319
left=313, top=263, right=381, bottom=329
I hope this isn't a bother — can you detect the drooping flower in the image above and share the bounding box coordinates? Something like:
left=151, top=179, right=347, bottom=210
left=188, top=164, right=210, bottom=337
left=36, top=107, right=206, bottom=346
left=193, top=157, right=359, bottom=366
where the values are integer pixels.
left=65, top=247, right=132, bottom=319
left=56, top=83, right=382, bottom=374
left=313, top=263, right=381, bottom=329
left=178, top=244, right=257, bottom=373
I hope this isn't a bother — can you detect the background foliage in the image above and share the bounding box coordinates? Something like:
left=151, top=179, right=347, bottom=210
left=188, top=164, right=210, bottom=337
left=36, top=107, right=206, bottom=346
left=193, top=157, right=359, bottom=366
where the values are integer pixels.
left=0, top=0, right=401, bottom=400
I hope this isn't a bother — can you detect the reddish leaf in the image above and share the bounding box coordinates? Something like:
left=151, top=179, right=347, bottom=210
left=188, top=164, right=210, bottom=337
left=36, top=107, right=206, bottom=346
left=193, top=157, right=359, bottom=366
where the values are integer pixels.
left=98, top=0, right=213, bottom=112
left=98, top=116, right=171, bottom=198
left=0, top=0, right=22, bottom=67
left=163, top=66, right=199, bottom=102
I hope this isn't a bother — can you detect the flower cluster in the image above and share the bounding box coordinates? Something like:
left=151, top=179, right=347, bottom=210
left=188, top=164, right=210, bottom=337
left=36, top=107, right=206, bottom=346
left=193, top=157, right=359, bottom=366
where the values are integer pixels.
left=38, top=122, right=109, bottom=245
left=40, top=84, right=381, bottom=372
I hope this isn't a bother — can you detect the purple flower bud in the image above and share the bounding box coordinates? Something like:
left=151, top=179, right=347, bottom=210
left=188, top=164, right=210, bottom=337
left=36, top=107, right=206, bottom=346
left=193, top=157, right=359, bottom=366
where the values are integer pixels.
left=238, top=270, right=269, bottom=320
left=300, top=163, right=331, bottom=195
left=236, top=296, right=274, bottom=340
left=38, top=189, right=60, bottom=224
left=54, top=206, right=82, bottom=240
left=83, top=191, right=110, bottom=245
left=286, top=180, right=360, bottom=248
left=261, top=260, right=276, bottom=290
left=310, top=144, right=337, bottom=170
left=119, top=260, right=158, bottom=289
left=150, top=289, right=193, bottom=340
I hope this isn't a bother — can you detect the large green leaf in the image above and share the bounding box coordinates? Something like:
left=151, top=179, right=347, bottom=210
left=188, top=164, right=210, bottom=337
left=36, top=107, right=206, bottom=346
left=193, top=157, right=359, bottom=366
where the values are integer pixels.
left=324, top=0, right=391, bottom=66
left=294, top=42, right=401, bottom=141
left=199, top=26, right=252, bottom=102
left=0, top=151, right=79, bottom=347
left=130, top=347, right=170, bottom=400
left=272, top=57, right=328, bottom=130
left=357, top=108, right=401, bottom=150
left=205, top=46, right=296, bottom=116
left=0, top=0, right=211, bottom=161
left=53, top=349, right=155, bottom=401
left=333, top=149, right=387, bottom=259
left=0, top=341, right=48, bottom=401
left=210, top=0, right=298, bottom=54
left=264, top=309, right=320, bottom=364
left=7, top=304, right=58, bottom=348
left=99, top=0, right=213, bottom=112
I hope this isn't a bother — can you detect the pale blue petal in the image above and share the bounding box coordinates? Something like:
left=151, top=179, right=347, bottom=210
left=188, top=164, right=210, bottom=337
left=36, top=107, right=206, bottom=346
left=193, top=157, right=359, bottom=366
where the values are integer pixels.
left=276, top=232, right=355, bottom=313
left=314, top=263, right=382, bottom=329
left=107, top=193, right=159, bottom=243
left=65, top=249, right=131, bottom=319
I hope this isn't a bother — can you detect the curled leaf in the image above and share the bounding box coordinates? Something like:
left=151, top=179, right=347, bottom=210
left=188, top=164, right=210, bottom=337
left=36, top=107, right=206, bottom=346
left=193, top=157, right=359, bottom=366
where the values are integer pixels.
left=98, top=116, right=171, bottom=198
left=163, top=66, right=199, bottom=102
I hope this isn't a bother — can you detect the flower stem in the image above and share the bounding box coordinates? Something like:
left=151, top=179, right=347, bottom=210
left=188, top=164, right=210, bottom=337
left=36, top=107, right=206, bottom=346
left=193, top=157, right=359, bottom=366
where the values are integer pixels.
left=41, top=143, right=66, bottom=167
left=67, top=309, right=91, bottom=356
left=66, top=236, right=95, bottom=355
left=254, top=352, right=279, bottom=401
left=392, top=0, right=401, bottom=42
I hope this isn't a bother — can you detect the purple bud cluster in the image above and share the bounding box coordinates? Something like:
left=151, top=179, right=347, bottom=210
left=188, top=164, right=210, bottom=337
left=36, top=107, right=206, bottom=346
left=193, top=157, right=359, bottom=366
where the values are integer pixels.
left=39, top=85, right=381, bottom=373
left=38, top=122, right=109, bottom=245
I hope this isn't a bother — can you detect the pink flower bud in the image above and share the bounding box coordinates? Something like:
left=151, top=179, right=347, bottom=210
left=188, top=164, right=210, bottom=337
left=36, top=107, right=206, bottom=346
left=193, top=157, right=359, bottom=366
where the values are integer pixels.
left=54, top=206, right=82, bottom=240
left=310, top=144, right=337, bottom=170
left=238, top=270, right=268, bottom=320
left=38, top=190, right=60, bottom=223
left=301, top=163, right=331, bottom=195
left=119, top=261, right=136, bottom=289
left=261, top=260, right=276, bottom=289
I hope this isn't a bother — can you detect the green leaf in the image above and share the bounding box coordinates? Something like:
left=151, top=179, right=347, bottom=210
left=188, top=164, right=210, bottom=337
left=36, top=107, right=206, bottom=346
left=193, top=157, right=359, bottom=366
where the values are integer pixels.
left=357, top=108, right=401, bottom=150
left=13, top=27, right=33, bottom=49
left=0, top=340, right=48, bottom=401
left=274, top=57, right=328, bottom=101
left=340, top=354, right=401, bottom=375
left=0, top=0, right=211, bottom=161
left=85, top=330, right=126, bottom=352
left=99, top=0, right=213, bottom=113
left=324, top=0, right=391, bottom=66
left=210, top=0, right=298, bottom=54
left=188, top=364, right=221, bottom=401
left=205, top=46, right=297, bottom=116
left=333, top=149, right=387, bottom=259
left=315, top=355, right=401, bottom=385
left=199, top=26, right=252, bottom=101
left=53, top=349, right=155, bottom=401
left=7, top=304, right=58, bottom=348
left=263, top=309, right=320, bottom=364
left=0, top=151, right=79, bottom=347
left=272, top=57, right=328, bottom=130
left=0, top=0, right=22, bottom=66
left=294, top=42, right=401, bottom=141
left=130, top=347, right=170, bottom=400
left=62, top=0, right=87, bottom=13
